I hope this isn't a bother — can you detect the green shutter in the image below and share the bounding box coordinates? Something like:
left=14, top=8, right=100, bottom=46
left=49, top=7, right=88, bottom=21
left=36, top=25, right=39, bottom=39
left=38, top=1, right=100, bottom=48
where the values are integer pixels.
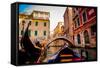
left=35, top=30, right=38, bottom=36
left=35, top=21, right=38, bottom=26
left=44, top=31, right=46, bottom=36
left=44, top=22, right=46, bottom=26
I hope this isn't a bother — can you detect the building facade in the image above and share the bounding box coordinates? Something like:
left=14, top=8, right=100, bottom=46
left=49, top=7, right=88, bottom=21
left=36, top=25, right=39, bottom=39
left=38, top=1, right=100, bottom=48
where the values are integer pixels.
left=63, top=7, right=74, bottom=44
left=53, top=22, right=64, bottom=37
left=19, top=10, right=50, bottom=42
left=72, top=7, right=97, bottom=48
left=30, top=10, right=50, bottom=41
left=72, top=7, right=97, bottom=60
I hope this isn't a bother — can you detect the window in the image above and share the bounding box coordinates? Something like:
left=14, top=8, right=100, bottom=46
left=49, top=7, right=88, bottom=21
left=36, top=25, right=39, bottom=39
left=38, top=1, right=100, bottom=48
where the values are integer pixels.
left=76, top=8, right=78, bottom=10
left=74, top=21, right=77, bottom=28
left=82, top=11, right=87, bottom=23
left=84, top=30, right=90, bottom=44
left=35, top=13, right=38, bottom=17
left=44, top=22, right=46, bottom=26
left=35, top=21, right=38, bottom=26
left=91, top=24, right=96, bottom=35
left=44, top=31, right=46, bottom=36
left=74, top=18, right=80, bottom=28
left=77, top=34, right=81, bottom=44
left=73, top=9, right=75, bottom=13
left=34, top=30, right=38, bottom=36
left=77, top=18, right=80, bottom=26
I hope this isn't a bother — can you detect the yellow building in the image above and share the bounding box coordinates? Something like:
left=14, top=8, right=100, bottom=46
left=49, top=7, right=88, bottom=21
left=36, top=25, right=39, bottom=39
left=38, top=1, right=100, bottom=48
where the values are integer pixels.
left=19, top=14, right=32, bottom=40
left=53, top=22, right=65, bottom=46
left=19, top=10, right=50, bottom=43
left=53, top=22, right=64, bottom=37
left=49, top=22, right=65, bottom=55
left=30, top=10, right=50, bottom=41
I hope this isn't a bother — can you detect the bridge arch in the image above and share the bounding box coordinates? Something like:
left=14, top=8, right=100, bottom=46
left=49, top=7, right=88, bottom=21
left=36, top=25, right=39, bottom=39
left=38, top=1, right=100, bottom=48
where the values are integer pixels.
left=45, top=36, right=74, bottom=49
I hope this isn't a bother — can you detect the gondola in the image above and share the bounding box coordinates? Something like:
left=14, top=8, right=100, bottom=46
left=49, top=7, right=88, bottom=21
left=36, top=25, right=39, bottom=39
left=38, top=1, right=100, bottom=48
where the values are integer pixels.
left=19, top=21, right=41, bottom=65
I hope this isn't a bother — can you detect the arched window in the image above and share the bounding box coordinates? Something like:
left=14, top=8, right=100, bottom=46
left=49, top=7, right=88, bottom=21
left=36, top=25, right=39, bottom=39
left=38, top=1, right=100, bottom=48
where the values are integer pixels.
left=77, top=34, right=81, bottom=44
left=84, top=30, right=90, bottom=44
left=82, top=11, right=87, bottom=23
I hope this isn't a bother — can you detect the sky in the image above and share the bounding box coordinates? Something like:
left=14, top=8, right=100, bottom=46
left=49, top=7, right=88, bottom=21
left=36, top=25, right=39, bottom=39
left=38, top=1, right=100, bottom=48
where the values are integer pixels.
left=19, top=4, right=66, bottom=32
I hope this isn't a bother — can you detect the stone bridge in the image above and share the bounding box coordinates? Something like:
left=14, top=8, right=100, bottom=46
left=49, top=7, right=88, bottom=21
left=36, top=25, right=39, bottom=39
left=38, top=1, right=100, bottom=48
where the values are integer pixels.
left=46, top=36, right=74, bottom=49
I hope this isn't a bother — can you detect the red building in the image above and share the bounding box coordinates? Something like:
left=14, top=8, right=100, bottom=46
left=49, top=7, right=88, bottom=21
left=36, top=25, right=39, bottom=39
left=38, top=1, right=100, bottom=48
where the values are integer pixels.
left=72, top=7, right=97, bottom=60
left=72, top=7, right=97, bottom=48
